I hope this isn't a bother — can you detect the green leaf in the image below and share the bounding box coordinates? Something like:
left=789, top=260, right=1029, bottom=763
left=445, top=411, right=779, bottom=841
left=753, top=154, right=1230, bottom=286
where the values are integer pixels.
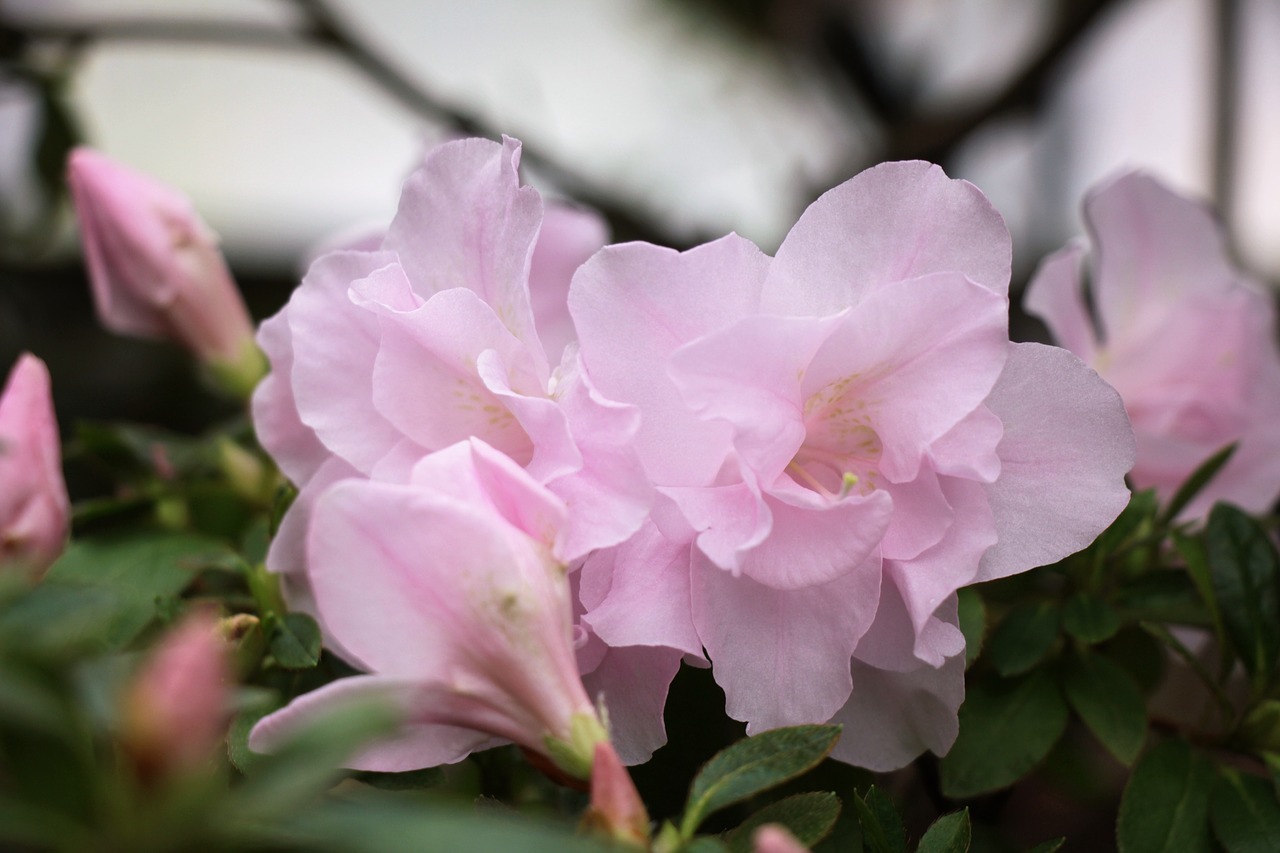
left=851, top=786, right=905, bottom=853
left=1094, top=489, right=1158, bottom=556
left=726, top=792, right=841, bottom=853
left=41, top=530, right=228, bottom=648
left=1159, top=443, right=1238, bottom=525
left=1102, top=627, right=1168, bottom=695
left=1206, top=504, right=1280, bottom=686
left=916, top=809, right=970, bottom=853
left=1263, top=753, right=1280, bottom=803
left=985, top=602, right=1060, bottom=677
left=1062, top=593, right=1121, bottom=644
left=1115, top=571, right=1211, bottom=627
left=1026, top=839, right=1065, bottom=853
left=1210, top=769, right=1280, bottom=853
left=958, top=588, right=986, bottom=668
left=268, top=612, right=323, bottom=670
left=681, top=725, right=841, bottom=837
left=940, top=671, right=1068, bottom=798
left=684, top=839, right=731, bottom=853
left=1117, top=740, right=1213, bottom=853
left=1062, top=653, right=1147, bottom=765
left=353, top=767, right=446, bottom=791
left=227, top=701, right=278, bottom=774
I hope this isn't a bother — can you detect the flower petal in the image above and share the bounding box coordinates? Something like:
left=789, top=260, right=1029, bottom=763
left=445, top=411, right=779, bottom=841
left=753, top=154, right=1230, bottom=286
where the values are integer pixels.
left=1023, top=242, right=1097, bottom=362
left=580, top=644, right=683, bottom=766
left=530, top=203, right=608, bottom=366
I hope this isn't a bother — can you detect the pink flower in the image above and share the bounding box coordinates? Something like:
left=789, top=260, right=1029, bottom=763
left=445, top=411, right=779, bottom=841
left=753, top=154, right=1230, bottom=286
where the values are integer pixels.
left=1026, top=171, right=1280, bottom=519
left=120, top=610, right=232, bottom=780
left=0, top=354, right=68, bottom=581
left=571, top=161, right=1135, bottom=770
left=66, top=148, right=264, bottom=397
left=252, top=136, right=649, bottom=566
left=249, top=439, right=611, bottom=778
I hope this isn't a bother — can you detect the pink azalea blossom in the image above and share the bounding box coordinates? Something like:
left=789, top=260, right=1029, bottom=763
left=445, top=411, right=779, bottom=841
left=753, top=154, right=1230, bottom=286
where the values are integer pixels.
left=1026, top=171, right=1280, bottom=519
left=753, top=825, right=810, bottom=853
left=120, top=610, right=232, bottom=780
left=67, top=148, right=265, bottom=397
left=0, top=354, right=69, bottom=581
left=570, top=160, right=1135, bottom=770
left=249, top=439, right=611, bottom=778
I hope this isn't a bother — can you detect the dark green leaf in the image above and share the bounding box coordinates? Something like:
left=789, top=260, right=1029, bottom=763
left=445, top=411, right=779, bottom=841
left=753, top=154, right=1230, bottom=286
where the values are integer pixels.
left=1062, top=593, right=1121, bottom=644
left=1094, top=489, right=1158, bottom=556
left=1062, top=653, right=1147, bottom=765
left=916, top=809, right=970, bottom=853
left=1240, top=701, right=1280, bottom=753
left=726, top=792, right=840, bottom=853
left=353, top=767, right=445, bottom=791
left=940, top=671, right=1068, bottom=798
left=1026, top=839, right=1065, bottom=853
left=958, top=588, right=986, bottom=668
left=682, top=725, right=841, bottom=836
left=851, top=786, right=905, bottom=853
left=1117, top=740, right=1213, bottom=853
left=1159, top=443, right=1238, bottom=525
left=1263, top=753, right=1280, bottom=803
left=1206, top=504, right=1280, bottom=685
left=1102, top=627, right=1168, bottom=695
left=1210, top=769, right=1280, bottom=853
left=42, top=530, right=227, bottom=648
left=227, top=702, right=278, bottom=774
left=268, top=612, right=323, bottom=670
left=0, top=583, right=124, bottom=654
left=986, top=602, right=1060, bottom=677
left=1115, top=571, right=1211, bottom=627
left=685, top=839, right=731, bottom=853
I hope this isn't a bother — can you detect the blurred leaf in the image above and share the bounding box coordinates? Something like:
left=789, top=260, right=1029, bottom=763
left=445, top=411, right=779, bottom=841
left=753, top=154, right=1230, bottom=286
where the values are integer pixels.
left=1264, top=753, right=1280, bottom=802
left=1062, top=593, right=1120, bottom=644
left=726, top=792, right=840, bottom=853
left=41, top=530, right=228, bottom=648
left=958, top=588, right=986, bottom=668
left=1159, top=443, right=1237, bottom=526
left=985, top=602, right=1060, bottom=677
left=1210, top=769, right=1280, bottom=853
left=685, top=839, right=731, bottom=853
left=33, top=76, right=81, bottom=208
left=940, top=671, right=1068, bottom=799
left=241, top=517, right=271, bottom=565
left=269, top=798, right=613, bottom=853
left=1062, top=652, right=1147, bottom=765
left=227, top=701, right=278, bottom=774
left=1115, top=572, right=1210, bottom=626
left=269, top=612, right=322, bottom=670
left=851, top=786, right=905, bottom=853
left=1026, top=839, right=1065, bottom=853
left=1117, top=740, right=1213, bottom=853
left=1206, top=505, right=1280, bottom=687
left=682, top=725, right=841, bottom=837
left=0, top=660, right=67, bottom=733
left=0, top=797, right=91, bottom=850
left=223, top=694, right=399, bottom=822
left=0, top=582, right=124, bottom=654
left=916, top=809, right=970, bottom=853
left=1174, top=530, right=1227, bottom=654
left=1102, top=627, right=1167, bottom=695
left=1094, top=489, right=1158, bottom=556
left=1240, top=701, right=1280, bottom=753
left=354, top=767, right=446, bottom=791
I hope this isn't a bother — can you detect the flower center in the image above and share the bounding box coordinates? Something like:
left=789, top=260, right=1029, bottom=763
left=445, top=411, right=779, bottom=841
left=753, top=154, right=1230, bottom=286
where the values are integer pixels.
left=788, top=377, right=883, bottom=498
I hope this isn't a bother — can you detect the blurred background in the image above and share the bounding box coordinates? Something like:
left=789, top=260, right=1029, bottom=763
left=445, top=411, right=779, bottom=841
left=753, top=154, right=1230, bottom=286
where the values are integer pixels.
left=1, top=0, right=1278, bottom=437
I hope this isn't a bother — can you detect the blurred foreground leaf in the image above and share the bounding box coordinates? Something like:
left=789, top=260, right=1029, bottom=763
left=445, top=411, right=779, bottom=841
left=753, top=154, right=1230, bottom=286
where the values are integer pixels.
left=1117, top=740, right=1213, bottom=853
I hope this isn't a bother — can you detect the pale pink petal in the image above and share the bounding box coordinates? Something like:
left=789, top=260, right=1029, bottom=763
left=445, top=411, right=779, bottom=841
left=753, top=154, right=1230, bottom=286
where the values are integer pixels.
left=477, top=350, right=579, bottom=483
left=765, top=160, right=1010, bottom=315
left=927, top=405, right=1003, bottom=483
left=1023, top=242, right=1097, bottom=362
left=287, top=251, right=412, bottom=475
left=251, top=309, right=329, bottom=486
left=754, top=825, right=811, bottom=853
left=546, top=354, right=654, bottom=558
left=364, top=286, right=538, bottom=465
left=382, top=136, right=545, bottom=371
left=1085, top=172, right=1237, bottom=341
left=408, top=438, right=568, bottom=554
left=736, top=477, right=892, bottom=590
left=569, top=235, right=769, bottom=485
left=976, top=343, right=1135, bottom=582
left=662, top=478, right=772, bottom=578
left=669, top=314, right=842, bottom=480
left=580, top=518, right=703, bottom=657
left=802, top=273, right=1009, bottom=484
left=691, top=551, right=881, bottom=731
left=580, top=644, right=682, bottom=765
left=529, top=203, right=608, bottom=365
left=248, top=675, right=497, bottom=771
left=879, top=467, right=951, bottom=562
left=830, top=650, right=965, bottom=772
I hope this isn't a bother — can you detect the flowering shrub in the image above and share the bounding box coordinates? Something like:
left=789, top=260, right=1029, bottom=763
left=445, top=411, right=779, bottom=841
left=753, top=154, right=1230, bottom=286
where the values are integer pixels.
left=2, top=141, right=1278, bottom=853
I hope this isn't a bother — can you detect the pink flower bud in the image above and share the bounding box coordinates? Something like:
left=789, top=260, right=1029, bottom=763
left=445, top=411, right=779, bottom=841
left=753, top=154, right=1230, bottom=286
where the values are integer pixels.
left=753, top=825, right=811, bottom=853
left=584, top=740, right=650, bottom=847
left=0, top=354, right=68, bottom=581
left=66, top=148, right=265, bottom=396
left=121, top=610, right=233, bottom=782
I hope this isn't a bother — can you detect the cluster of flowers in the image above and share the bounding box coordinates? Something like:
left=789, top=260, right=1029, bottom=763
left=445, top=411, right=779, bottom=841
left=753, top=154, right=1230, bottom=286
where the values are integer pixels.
left=5, top=138, right=1280, bottom=816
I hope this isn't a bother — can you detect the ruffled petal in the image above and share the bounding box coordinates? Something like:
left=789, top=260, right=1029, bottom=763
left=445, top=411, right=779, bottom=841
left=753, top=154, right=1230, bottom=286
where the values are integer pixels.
left=529, top=203, right=608, bottom=366
left=580, top=644, right=683, bottom=766
left=1023, top=242, right=1097, bottom=362
left=765, top=160, right=1010, bottom=315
